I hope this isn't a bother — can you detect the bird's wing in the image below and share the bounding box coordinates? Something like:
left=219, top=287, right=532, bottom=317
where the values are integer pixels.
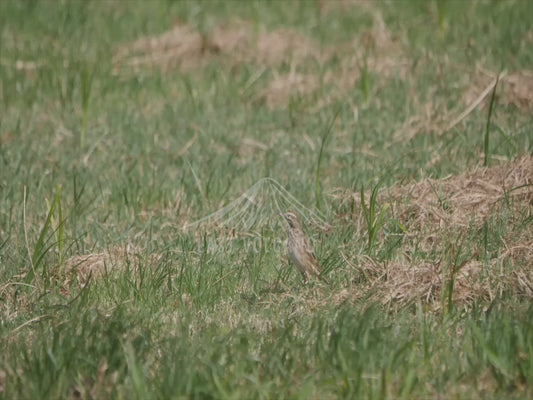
left=303, top=237, right=322, bottom=273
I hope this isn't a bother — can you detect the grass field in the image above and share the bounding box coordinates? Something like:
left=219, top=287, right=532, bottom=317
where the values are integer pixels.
left=1, top=0, right=532, bottom=398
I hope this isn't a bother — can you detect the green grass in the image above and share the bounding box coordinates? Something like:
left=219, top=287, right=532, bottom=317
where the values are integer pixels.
left=1, top=0, right=532, bottom=398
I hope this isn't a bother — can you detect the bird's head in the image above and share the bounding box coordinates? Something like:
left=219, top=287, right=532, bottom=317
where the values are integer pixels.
left=281, top=211, right=301, bottom=229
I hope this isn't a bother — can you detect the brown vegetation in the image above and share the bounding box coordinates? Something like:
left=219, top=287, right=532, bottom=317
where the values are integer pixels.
left=334, top=155, right=533, bottom=309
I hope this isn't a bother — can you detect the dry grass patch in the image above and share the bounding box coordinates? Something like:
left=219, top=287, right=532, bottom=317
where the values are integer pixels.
left=113, top=20, right=321, bottom=75
left=63, top=245, right=136, bottom=285
left=112, top=13, right=411, bottom=110
left=388, top=155, right=533, bottom=231
left=502, top=70, right=533, bottom=111
left=393, top=68, right=533, bottom=144
left=211, top=20, right=322, bottom=67
left=333, top=155, right=533, bottom=309
left=334, top=155, right=533, bottom=234
left=0, top=245, right=163, bottom=321
left=347, top=247, right=533, bottom=311
left=61, top=245, right=165, bottom=287
left=260, top=71, right=320, bottom=109
left=253, top=28, right=320, bottom=66
left=113, top=22, right=208, bottom=74
left=464, top=69, right=533, bottom=113
left=262, top=8, right=408, bottom=110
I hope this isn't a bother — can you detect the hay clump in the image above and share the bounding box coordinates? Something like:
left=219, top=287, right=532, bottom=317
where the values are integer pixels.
left=113, top=20, right=321, bottom=74
left=333, top=155, right=532, bottom=245
left=333, top=156, right=533, bottom=309
left=389, top=155, right=533, bottom=230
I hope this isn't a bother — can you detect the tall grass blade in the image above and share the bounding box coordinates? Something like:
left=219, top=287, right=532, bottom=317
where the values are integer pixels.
left=484, top=73, right=500, bottom=166
left=26, top=191, right=60, bottom=284
left=80, top=67, right=93, bottom=149
left=361, top=182, right=389, bottom=251
left=436, top=0, right=448, bottom=36
left=315, top=108, right=340, bottom=211
left=123, top=341, right=148, bottom=399
left=46, top=185, right=65, bottom=275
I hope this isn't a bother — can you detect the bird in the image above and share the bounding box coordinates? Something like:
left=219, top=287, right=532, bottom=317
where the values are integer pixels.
left=281, top=211, right=329, bottom=284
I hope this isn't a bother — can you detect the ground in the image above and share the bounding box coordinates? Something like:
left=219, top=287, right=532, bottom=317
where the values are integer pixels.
left=0, top=1, right=532, bottom=398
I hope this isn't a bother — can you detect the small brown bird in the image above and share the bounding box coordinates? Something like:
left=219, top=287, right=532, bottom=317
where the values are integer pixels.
left=281, top=211, right=329, bottom=284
